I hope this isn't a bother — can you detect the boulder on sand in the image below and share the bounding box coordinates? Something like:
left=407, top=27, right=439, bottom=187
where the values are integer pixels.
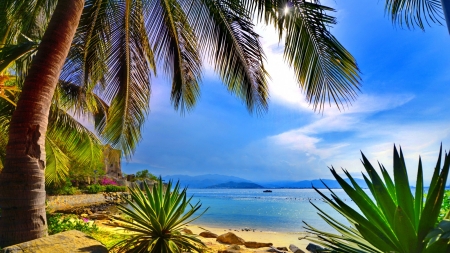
left=199, top=231, right=218, bottom=238
left=216, top=232, right=246, bottom=245
left=218, top=245, right=241, bottom=253
left=244, top=241, right=273, bottom=248
left=182, top=228, right=193, bottom=234
left=289, top=244, right=306, bottom=253
left=306, top=243, right=324, bottom=253
left=2, top=230, right=107, bottom=253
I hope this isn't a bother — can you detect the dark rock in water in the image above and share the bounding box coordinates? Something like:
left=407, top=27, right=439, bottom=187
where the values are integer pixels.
left=244, top=241, right=273, bottom=248
left=2, top=230, right=107, bottom=253
left=216, top=232, right=245, bottom=245
left=199, top=231, right=218, bottom=238
left=289, top=244, right=306, bottom=253
left=306, top=243, right=324, bottom=253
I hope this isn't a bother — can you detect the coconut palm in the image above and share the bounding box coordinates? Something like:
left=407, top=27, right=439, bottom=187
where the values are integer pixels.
left=0, top=0, right=361, bottom=247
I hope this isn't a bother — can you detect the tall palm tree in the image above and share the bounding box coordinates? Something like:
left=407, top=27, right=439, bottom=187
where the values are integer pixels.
left=0, top=0, right=361, bottom=247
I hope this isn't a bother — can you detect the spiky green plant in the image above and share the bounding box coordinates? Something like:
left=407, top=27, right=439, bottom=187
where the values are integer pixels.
left=304, top=145, right=450, bottom=253
left=111, top=179, right=208, bottom=253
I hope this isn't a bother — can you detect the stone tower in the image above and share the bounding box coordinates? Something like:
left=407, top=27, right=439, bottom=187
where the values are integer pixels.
left=103, top=145, right=122, bottom=179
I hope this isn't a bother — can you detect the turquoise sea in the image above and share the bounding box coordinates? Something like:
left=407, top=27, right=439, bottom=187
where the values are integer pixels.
left=186, top=188, right=358, bottom=232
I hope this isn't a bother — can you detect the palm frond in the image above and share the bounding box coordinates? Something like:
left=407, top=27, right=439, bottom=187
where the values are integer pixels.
left=45, top=105, right=104, bottom=186
left=284, top=1, right=360, bottom=111
left=100, top=0, right=152, bottom=158
left=144, top=0, right=202, bottom=113
left=60, top=0, right=111, bottom=108
left=2, top=0, right=56, bottom=42
left=385, top=0, right=444, bottom=30
left=241, top=0, right=362, bottom=111
left=0, top=41, right=38, bottom=74
left=186, top=0, right=269, bottom=114
left=44, top=135, right=71, bottom=186
left=0, top=96, right=14, bottom=169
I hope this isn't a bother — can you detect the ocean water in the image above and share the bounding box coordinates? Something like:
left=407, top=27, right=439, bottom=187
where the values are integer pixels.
left=186, top=188, right=359, bottom=232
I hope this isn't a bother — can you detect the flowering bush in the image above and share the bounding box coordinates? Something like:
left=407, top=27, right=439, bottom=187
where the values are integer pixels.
left=100, top=177, right=118, bottom=186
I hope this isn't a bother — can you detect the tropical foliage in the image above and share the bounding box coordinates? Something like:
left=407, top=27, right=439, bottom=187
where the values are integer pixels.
left=0, top=0, right=362, bottom=155
left=135, top=169, right=158, bottom=181
left=438, top=190, right=450, bottom=222
left=385, top=0, right=445, bottom=30
left=0, top=0, right=363, bottom=190
left=0, top=80, right=105, bottom=186
left=111, top=179, right=207, bottom=253
left=304, top=145, right=450, bottom=253
left=47, top=213, right=99, bottom=235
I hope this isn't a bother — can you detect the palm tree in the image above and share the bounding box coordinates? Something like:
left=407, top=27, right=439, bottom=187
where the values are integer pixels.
left=0, top=0, right=361, bottom=247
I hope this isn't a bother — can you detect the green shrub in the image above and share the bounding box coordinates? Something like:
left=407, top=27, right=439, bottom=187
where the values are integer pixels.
left=438, top=190, right=450, bottom=223
left=111, top=178, right=208, bottom=252
left=47, top=213, right=98, bottom=235
left=47, top=179, right=81, bottom=195
left=86, top=184, right=105, bottom=194
left=104, top=185, right=126, bottom=192
left=304, top=145, right=450, bottom=253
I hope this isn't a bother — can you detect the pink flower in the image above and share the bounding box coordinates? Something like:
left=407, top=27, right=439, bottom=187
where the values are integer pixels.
left=100, top=177, right=118, bottom=185
left=82, top=218, right=89, bottom=223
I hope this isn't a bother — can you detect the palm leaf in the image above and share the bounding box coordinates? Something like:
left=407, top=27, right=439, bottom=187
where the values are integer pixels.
left=100, top=0, right=152, bottom=158
left=243, top=0, right=361, bottom=111
left=185, top=0, right=269, bottom=114
left=385, top=0, right=444, bottom=30
left=144, top=0, right=202, bottom=113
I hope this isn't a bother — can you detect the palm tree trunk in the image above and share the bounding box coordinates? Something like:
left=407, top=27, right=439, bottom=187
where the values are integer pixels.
left=0, top=0, right=84, bottom=247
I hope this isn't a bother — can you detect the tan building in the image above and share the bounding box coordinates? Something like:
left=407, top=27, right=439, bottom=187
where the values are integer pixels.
left=103, top=145, right=122, bottom=179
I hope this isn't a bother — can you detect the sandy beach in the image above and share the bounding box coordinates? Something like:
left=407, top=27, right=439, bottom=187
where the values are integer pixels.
left=97, top=221, right=314, bottom=252
left=186, top=224, right=313, bottom=252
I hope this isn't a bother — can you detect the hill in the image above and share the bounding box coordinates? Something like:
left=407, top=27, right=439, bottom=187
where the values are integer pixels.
left=162, top=174, right=252, bottom=188
left=259, top=178, right=368, bottom=189
left=205, top=181, right=264, bottom=189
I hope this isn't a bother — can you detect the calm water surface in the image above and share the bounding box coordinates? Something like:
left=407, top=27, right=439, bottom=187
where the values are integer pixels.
left=185, top=188, right=359, bottom=232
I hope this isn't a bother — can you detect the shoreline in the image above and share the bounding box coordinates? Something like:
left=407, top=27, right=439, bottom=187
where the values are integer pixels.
left=186, top=223, right=313, bottom=252
left=96, top=220, right=314, bottom=252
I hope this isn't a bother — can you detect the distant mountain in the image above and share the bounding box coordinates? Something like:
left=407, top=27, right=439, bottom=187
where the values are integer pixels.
left=205, top=181, right=264, bottom=189
left=259, top=178, right=368, bottom=189
left=163, top=174, right=368, bottom=189
left=163, top=174, right=252, bottom=188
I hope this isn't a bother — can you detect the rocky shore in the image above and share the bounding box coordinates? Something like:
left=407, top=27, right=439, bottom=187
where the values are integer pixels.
left=51, top=192, right=130, bottom=221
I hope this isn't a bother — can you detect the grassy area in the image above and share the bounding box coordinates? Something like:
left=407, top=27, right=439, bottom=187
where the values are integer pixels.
left=90, top=229, right=131, bottom=249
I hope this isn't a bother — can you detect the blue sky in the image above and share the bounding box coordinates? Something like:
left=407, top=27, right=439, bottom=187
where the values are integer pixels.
left=121, top=0, right=450, bottom=183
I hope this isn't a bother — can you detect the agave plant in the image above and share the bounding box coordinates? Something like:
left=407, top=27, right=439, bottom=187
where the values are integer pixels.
left=304, top=145, right=450, bottom=253
left=111, top=179, right=208, bottom=253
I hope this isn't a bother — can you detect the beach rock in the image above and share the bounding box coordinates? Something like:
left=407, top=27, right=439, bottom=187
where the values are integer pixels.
left=289, top=244, right=306, bottom=253
left=199, top=231, right=218, bottom=238
left=306, top=243, right=324, bottom=253
left=244, top=241, right=273, bottom=248
left=218, top=245, right=241, bottom=253
left=88, top=213, right=109, bottom=220
left=182, top=228, right=193, bottom=234
left=267, top=246, right=289, bottom=253
left=2, top=230, right=107, bottom=253
left=216, top=232, right=246, bottom=245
